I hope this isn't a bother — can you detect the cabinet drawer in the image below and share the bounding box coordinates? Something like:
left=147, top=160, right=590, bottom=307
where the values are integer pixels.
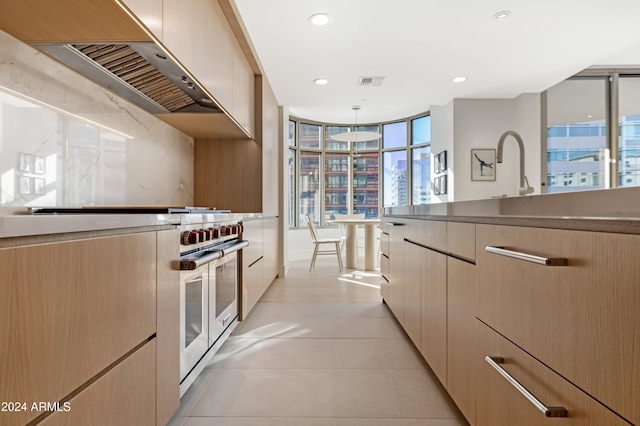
left=476, top=224, right=640, bottom=425
left=39, top=340, right=156, bottom=426
left=416, top=219, right=446, bottom=251
left=446, top=221, right=475, bottom=261
left=476, top=321, right=628, bottom=426
left=0, top=233, right=157, bottom=425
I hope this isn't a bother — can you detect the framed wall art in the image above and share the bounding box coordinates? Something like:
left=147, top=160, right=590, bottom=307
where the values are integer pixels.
left=471, top=148, right=496, bottom=181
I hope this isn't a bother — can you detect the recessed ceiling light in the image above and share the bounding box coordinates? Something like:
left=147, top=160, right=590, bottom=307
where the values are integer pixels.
left=452, top=76, right=467, bottom=83
left=313, top=78, right=329, bottom=85
left=493, top=10, right=511, bottom=20
left=308, top=13, right=332, bottom=26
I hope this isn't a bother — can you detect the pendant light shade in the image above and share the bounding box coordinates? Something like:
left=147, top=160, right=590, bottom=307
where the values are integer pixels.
left=330, top=106, right=382, bottom=142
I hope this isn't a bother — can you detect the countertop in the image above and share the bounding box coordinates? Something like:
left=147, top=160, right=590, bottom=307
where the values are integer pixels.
left=0, top=208, right=276, bottom=242
left=383, top=186, right=640, bottom=235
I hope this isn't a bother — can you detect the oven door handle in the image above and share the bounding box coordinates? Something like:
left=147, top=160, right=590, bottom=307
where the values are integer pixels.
left=221, top=240, right=249, bottom=256
left=179, top=250, right=223, bottom=270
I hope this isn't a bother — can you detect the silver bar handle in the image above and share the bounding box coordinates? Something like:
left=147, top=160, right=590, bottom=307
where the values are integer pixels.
left=485, top=356, right=567, bottom=418
left=180, top=250, right=223, bottom=270
left=485, top=246, right=567, bottom=266
left=222, top=239, right=249, bottom=256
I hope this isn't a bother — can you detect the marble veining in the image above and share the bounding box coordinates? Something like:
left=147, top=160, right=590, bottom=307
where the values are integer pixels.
left=0, top=30, right=194, bottom=208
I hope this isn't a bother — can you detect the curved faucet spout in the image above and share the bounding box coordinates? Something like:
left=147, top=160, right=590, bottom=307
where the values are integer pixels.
left=496, top=130, right=534, bottom=195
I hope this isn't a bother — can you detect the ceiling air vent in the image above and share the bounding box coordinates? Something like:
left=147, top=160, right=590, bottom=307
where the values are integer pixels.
left=358, top=76, right=385, bottom=87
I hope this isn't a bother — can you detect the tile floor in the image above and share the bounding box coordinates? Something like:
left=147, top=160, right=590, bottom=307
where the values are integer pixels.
left=168, top=257, right=469, bottom=426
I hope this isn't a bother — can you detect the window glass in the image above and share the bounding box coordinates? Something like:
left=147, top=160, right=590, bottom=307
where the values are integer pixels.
left=412, top=146, right=431, bottom=205
left=288, top=121, right=296, bottom=146
left=546, top=78, right=607, bottom=193
left=382, top=122, right=407, bottom=149
left=411, top=116, right=431, bottom=145
left=353, top=125, right=380, bottom=151
left=325, top=153, right=349, bottom=220
left=325, top=125, right=350, bottom=151
left=383, top=150, right=407, bottom=206
left=300, top=123, right=321, bottom=150
left=618, top=76, right=640, bottom=188
left=353, top=152, right=379, bottom=218
left=299, top=152, right=321, bottom=225
left=288, top=149, right=296, bottom=227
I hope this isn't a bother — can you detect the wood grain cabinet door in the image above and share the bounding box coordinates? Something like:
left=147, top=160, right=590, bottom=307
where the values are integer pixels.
left=476, top=224, right=640, bottom=425
left=0, top=232, right=157, bottom=426
left=476, top=320, right=629, bottom=426
left=446, top=256, right=476, bottom=424
left=419, top=246, right=447, bottom=386
left=38, top=340, right=156, bottom=426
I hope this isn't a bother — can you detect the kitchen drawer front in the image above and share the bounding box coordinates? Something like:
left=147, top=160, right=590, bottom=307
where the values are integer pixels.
left=446, top=221, right=475, bottom=261
left=476, top=321, right=628, bottom=426
left=39, top=340, right=156, bottom=426
left=415, top=219, right=447, bottom=251
left=476, top=224, right=640, bottom=425
left=0, top=233, right=157, bottom=426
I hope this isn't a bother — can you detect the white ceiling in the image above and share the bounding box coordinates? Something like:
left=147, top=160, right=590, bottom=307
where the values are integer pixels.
left=232, top=0, right=640, bottom=125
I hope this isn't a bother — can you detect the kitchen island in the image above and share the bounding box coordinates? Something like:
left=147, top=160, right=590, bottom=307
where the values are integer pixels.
left=382, top=186, right=640, bottom=426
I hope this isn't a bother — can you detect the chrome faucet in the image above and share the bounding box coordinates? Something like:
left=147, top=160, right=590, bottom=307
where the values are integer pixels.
left=496, top=130, right=534, bottom=196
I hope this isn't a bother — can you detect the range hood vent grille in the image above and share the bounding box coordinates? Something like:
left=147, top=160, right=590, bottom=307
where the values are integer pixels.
left=34, top=42, right=221, bottom=115
left=73, top=43, right=196, bottom=113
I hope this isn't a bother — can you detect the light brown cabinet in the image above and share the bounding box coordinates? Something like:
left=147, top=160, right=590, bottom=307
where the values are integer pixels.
left=162, top=0, right=254, bottom=137
left=386, top=220, right=407, bottom=323
left=419, top=245, right=447, bottom=385
left=476, top=224, right=640, bottom=425
left=0, top=232, right=157, bottom=426
left=38, top=340, right=157, bottom=426
left=476, top=320, right=628, bottom=426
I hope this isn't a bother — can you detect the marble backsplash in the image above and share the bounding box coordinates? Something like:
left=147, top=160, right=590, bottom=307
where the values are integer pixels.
left=0, top=30, right=194, bottom=209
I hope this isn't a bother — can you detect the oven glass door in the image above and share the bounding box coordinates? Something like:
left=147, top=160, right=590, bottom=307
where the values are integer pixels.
left=180, top=266, right=209, bottom=381
left=209, top=252, right=238, bottom=346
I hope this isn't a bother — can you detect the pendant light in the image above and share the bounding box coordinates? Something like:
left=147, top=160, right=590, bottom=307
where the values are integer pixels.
left=330, top=106, right=382, bottom=143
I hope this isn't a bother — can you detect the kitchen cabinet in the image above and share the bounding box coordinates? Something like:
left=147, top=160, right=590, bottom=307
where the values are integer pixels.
left=241, top=219, right=264, bottom=319
left=155, top=229, right=180, bottom=426
left=162, top=0, right=254, bottom=137
left=403, top=234, right=422, bottom=347
left=379, top=222, right=390, bottom=301
left=262, top=217, right=280, bottom=286
left=121, top=0, right=163, bottom=41
left=476, top=224, right=640, bottom=425
left=38, top=340, right=157, bottom=426
left=0, top=232, right=157, bottom=425
left=386, top=220, right=407, bottom=323
left=476, top=320, right=628, bottom=426
left=419, top=242, right=447, bottom=385
left=446, top=256, right=476, bottom=424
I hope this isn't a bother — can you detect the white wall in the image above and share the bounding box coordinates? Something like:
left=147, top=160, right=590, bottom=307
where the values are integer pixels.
left=432, top=94, right=542, bottom=201
left=430, top=102, right=454, bottom=203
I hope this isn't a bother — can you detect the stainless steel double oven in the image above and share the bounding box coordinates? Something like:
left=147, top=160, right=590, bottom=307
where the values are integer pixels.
left=178, top=215, right=247, bottom=396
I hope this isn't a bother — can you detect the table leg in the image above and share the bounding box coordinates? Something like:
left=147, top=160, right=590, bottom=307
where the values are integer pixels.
left=345, top=224, right=358, bottom=269
left=364, top=224, right=377, bottom=271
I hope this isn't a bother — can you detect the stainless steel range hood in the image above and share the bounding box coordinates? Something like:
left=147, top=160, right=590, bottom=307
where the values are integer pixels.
left=34, top=42, right=222, bottom=115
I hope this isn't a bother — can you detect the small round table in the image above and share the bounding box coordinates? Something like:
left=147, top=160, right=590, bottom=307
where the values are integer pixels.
left=326, top=218, right=381, bottom=270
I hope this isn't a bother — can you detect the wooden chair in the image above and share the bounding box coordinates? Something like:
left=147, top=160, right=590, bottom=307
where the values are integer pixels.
left=306, top=214, right=343, bottom=271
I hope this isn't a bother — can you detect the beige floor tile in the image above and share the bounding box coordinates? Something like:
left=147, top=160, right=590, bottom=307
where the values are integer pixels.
left=189, top=369, right=336, bottom=417
left=231, top=316, right=406, bottom=339
left=208, top=338, right=422, bottom=370
left=182, top=418, right=468, bottom=426
left=389, top=369, right=464, bottom=419
left=169, top=259, right=469, bottom=426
